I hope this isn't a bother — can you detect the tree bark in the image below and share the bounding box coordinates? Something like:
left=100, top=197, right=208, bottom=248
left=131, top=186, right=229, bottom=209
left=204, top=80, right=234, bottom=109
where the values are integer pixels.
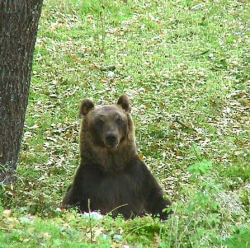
left=0, top=1, right=43, bottom=184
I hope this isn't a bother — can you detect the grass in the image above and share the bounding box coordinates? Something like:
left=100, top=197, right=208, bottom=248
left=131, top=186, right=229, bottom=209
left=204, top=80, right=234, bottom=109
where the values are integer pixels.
left=1, top=0, right=249, bottom=247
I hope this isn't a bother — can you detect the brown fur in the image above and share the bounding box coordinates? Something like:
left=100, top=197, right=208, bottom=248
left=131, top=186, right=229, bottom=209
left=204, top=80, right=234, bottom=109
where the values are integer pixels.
left=79, top=99, right=135, bottom=171
left=62, top=95, right=171, bottom=219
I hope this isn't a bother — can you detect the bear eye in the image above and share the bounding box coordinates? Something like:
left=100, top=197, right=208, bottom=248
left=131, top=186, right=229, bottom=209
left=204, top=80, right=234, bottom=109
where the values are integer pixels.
left=116, top=116, right=123, bottom=125
left=96, top=118, right=104, bottom=126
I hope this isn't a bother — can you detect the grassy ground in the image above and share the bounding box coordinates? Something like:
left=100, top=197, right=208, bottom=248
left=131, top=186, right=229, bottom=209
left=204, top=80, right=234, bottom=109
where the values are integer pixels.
left=1, top=0, right=249, bottom=247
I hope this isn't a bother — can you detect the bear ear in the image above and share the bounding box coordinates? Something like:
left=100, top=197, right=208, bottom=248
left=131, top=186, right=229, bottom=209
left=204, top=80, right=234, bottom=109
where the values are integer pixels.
left=117, top=95, right=131, bottom=112
left=79, top=99, right=94, bottom=117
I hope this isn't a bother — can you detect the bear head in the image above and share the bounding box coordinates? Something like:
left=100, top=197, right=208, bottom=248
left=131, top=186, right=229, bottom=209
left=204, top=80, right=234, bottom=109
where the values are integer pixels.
left=79, top=95, right=134, bottom=151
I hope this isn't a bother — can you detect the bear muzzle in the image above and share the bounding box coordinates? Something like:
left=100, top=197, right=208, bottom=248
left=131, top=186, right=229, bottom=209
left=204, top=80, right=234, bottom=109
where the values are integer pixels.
left=104, top=132, right=119, bottom=149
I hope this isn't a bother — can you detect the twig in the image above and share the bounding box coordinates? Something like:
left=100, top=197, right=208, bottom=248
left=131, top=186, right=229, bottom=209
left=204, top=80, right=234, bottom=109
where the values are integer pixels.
left=174, top=117, right=198, bottom=133
left=192, top=50, right=209, bottom=58
left=88, top=199, right=93, bottom=243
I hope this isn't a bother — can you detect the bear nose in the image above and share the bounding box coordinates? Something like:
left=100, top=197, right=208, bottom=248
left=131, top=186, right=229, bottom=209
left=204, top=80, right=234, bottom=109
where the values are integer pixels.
left=105, top=133, right=118, bottom=147
left=106, top=133, right=116, bottom=143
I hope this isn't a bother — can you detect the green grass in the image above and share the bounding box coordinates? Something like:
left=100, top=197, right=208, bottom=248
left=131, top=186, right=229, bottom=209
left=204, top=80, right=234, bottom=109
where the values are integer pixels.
left=1, top=0, right=250, bottom=247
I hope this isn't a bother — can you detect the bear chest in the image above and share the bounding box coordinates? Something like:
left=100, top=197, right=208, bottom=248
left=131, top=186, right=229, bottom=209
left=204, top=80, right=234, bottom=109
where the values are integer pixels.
left=96, top=172, right=143, bottom=200
left=92, top=173, right=145, bottom=216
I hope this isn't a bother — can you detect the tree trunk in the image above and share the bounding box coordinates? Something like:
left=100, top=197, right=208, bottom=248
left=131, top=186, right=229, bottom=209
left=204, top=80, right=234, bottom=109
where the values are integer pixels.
left=0, top=1, right=43, bottom=184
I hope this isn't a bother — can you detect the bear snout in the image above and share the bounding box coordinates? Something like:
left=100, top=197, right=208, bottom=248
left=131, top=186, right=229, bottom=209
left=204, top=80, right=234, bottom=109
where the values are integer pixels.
left=105, top=132, right=119, bottom=148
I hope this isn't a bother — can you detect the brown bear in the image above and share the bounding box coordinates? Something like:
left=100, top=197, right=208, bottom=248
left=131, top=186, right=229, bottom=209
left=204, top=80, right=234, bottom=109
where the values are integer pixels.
left=62, top=95, right=171, bottom=219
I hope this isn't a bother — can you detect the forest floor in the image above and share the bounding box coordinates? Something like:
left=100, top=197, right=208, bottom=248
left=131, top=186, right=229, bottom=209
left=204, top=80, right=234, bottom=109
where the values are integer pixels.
left=1, top=0, right=249, bottom=247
